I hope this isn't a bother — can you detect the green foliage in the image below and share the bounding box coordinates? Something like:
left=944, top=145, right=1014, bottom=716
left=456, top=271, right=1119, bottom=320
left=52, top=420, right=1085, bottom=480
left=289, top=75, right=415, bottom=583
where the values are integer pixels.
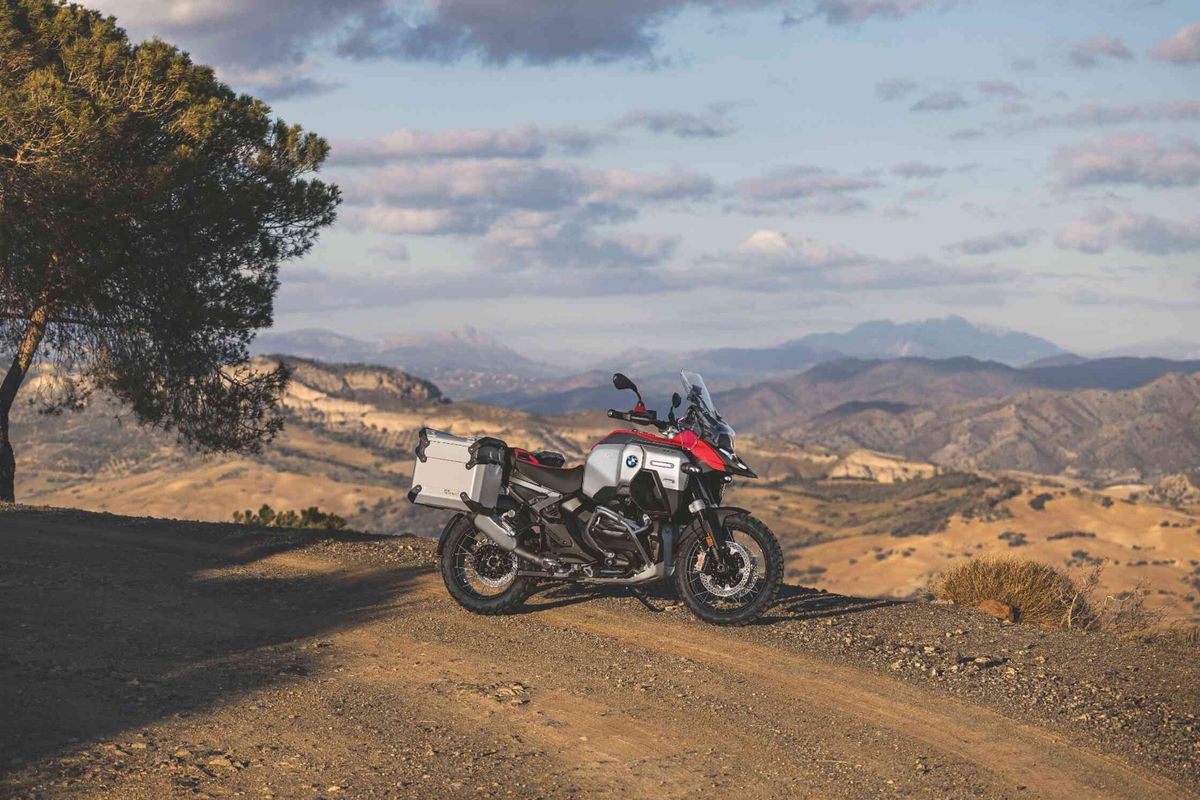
left=233, top=504, right=348, bottom=531
left=0, top=0, right=340, bottom=501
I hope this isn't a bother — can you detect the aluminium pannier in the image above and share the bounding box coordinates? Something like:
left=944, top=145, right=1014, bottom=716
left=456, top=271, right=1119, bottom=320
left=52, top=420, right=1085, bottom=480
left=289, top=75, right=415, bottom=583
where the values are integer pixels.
left=407, top=428, right=506, bottom=512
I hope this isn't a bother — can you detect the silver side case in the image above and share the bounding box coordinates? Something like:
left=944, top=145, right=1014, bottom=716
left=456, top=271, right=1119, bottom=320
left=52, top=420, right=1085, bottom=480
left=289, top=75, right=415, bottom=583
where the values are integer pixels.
left=409, top=429, right=503, bottom=512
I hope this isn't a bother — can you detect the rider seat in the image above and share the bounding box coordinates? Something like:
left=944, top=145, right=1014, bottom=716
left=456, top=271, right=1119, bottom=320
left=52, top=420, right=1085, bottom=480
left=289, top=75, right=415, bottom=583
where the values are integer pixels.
left=512, top=461, right=585, bottom=495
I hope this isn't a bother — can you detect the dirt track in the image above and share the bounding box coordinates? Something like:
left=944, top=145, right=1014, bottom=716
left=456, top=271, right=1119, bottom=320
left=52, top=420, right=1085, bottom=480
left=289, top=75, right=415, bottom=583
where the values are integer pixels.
left=2, top=508, right=1198, bottom=799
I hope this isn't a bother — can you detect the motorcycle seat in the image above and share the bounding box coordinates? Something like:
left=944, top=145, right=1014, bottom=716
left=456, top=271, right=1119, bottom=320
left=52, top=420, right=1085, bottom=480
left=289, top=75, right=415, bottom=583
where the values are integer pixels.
left=512, top=461, right=585, bottom=495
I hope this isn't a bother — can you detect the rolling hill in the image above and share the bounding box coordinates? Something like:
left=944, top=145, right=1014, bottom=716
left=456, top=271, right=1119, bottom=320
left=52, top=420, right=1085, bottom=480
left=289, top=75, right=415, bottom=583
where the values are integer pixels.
left=252, top=325, right=556, bottom=400
left=717, top=355, right=1200, bottom=435
left=794, top=372, right=1200, bottom=482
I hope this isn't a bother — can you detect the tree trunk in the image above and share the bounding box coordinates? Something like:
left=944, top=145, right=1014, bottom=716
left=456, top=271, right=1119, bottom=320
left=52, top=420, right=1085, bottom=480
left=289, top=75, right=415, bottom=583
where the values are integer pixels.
left=0, top=303, right=52, bottom=503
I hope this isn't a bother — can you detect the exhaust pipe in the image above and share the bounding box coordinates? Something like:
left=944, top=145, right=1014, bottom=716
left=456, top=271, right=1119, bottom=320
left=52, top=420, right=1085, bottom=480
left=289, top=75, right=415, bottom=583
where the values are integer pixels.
left=472, top=513, right=548, bottom=567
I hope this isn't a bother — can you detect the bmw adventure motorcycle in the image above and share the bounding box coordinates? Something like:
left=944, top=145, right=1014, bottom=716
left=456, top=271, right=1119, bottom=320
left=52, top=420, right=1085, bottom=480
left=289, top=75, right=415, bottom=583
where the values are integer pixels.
left=408, top=371, right=783, bottom=626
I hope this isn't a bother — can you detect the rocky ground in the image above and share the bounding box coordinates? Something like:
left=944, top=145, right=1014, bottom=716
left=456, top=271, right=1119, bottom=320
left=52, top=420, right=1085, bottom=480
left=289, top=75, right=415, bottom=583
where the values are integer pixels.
left=1, top=506, right=1198, bottom=799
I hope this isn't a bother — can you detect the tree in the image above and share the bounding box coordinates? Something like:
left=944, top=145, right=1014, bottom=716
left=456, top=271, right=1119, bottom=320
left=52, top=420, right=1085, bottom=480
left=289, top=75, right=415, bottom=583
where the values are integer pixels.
left=0, top=1, right=340, bottom=502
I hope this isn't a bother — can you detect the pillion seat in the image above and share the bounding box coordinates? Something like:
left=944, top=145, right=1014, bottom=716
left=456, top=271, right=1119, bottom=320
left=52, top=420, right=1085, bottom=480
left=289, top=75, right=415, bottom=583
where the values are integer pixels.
left=512, top=461, right=585, bottom=494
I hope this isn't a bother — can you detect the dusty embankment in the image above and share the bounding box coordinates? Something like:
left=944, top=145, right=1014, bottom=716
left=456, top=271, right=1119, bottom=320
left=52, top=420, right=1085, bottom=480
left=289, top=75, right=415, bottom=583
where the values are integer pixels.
left=1, top=507, right=1197, bottom=799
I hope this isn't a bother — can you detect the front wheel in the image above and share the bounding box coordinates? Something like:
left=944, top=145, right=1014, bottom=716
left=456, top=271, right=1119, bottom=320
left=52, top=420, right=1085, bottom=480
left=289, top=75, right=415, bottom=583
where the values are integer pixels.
left=674, top=512, right=783, bottom=626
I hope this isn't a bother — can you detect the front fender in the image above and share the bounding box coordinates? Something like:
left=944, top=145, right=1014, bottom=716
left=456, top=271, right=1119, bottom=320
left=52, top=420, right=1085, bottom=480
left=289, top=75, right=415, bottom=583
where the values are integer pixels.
left=681, top=505, right=753, bottom=540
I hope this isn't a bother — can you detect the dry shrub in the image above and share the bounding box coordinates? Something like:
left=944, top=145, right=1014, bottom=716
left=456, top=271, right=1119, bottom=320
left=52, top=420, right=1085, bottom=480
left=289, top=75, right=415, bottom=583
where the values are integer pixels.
left=934, top=556, right=1093, bottom=628
left=1146, top=624, right=1200, bottom=653
left=1083, top=566, right=1162, bottom=635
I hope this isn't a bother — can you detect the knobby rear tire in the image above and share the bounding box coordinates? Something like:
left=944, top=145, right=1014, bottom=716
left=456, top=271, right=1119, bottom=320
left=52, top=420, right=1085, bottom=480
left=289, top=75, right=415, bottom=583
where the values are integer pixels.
left=439, top=514, right=533, bottom=615
left=674, top=512, right=783, bottom=627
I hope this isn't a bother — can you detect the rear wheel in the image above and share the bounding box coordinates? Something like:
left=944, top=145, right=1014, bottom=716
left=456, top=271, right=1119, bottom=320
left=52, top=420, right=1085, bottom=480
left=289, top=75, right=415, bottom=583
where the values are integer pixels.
left=440, top=515, right=532, bottom=615
left=674, top=512, right=783, bottom=626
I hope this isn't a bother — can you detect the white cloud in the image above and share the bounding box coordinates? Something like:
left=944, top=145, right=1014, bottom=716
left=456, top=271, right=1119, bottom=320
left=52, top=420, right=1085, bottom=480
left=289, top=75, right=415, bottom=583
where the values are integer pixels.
left=976, top=80, right=1023, bottom=98
left=330, top=126, right=604, bottom=166
left=218, top=62, right=342, bottom=99
left=876, top=78, right=917, bottom=100
left=1056, top=209, right=1200, bottom=255
left=94, top=0, right=379, bottom=66
left=807, top=0, right=937, bottom=25
left=910, top=91, right=968, bottom=112
left=99, top=0, right=941, bottom=74
left=735, top=228, right=861, bottom=268
left=614, top=107, right=738, bottom=138
left=1019, top=100, right=1200, bottom=132
left=1068, top=34, right=1134, bottom=69
left=944, top=229, right=1042, bottom=256
left=737, top=166, right=879, bottom=201
left=1150, top=22, right=1200, bottom=65
left=1053, top=134, right=1200, bottom=188
left=892, top=161, right=948, bottom=179
left=693, top=229, right=1010, bottom=291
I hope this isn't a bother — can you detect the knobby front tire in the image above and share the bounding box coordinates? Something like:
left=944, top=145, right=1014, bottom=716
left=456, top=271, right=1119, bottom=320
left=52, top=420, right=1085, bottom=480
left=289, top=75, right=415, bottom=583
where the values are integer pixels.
left=674, top=512, right=784, bottom=626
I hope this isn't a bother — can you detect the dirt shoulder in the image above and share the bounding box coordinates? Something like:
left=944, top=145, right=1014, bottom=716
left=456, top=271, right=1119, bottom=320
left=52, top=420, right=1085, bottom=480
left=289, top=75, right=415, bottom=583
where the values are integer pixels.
left=1, top=506, right=1197, bottom=799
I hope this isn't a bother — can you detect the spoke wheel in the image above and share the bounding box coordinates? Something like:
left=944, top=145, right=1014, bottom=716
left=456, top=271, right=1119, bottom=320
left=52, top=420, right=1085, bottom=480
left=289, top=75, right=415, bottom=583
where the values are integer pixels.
left=439, top=515, right=532, bottom=615
left=675, top=513, right=783, bottom=626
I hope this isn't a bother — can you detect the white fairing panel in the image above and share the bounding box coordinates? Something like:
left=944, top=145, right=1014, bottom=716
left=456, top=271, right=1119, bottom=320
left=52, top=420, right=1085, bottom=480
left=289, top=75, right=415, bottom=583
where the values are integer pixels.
left=583, top=443, right=623, bottom=497
left=639, top=446, right=687, bottom=490
left=583, top=440, right=688, bottom=498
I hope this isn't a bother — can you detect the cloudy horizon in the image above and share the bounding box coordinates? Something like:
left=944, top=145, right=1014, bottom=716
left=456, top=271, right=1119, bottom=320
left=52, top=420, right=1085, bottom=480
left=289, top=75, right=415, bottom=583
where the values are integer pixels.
left=88, top=0, right=1199, bottom=359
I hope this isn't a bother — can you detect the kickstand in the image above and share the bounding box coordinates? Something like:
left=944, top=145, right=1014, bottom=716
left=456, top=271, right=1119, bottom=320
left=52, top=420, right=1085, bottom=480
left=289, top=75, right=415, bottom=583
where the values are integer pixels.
left=629, top=587, right=663, bottom=613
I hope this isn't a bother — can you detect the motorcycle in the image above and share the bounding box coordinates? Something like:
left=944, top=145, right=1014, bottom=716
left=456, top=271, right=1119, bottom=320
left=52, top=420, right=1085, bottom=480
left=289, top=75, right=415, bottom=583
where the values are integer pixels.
left=408, top=370, right=783, bottom=626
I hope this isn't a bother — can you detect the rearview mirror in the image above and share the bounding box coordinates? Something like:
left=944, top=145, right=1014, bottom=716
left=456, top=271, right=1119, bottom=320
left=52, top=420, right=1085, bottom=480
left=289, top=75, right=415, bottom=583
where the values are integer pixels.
left=671, top=392, right=682, bottom=409
left=612, top=372, right=645, bottom=407
left=612, top=372, right=637, bottom=392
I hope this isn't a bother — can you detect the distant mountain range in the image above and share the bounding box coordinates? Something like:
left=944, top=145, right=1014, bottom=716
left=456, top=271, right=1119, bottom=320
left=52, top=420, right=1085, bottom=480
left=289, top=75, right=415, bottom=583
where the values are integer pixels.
left=472, top=316, right=1074, bottom=412
left=251, top=325, right=554, bottom=400
left=794, top=372, right=1200, bottom=482
left=252, top=317, right=1198, bottom=424
left=717, top=355, right=1200, bottom=433
left=790, top=316, right=1065, bottom=365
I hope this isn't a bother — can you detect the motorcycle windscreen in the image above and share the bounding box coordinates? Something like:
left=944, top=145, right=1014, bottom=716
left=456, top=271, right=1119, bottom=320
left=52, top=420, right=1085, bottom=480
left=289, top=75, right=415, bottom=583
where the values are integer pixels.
left=680, top=370, right=736, bottom=452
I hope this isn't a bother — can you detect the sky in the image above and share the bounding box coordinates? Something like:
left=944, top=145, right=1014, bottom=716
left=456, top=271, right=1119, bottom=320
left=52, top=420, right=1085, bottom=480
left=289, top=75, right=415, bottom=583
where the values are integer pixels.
left=88, top=0, right=1200, bottom=359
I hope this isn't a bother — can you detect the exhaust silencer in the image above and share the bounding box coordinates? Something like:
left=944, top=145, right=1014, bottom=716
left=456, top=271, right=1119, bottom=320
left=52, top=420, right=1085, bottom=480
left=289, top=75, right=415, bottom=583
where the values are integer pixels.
left=472, top=513, right=548, bottom=567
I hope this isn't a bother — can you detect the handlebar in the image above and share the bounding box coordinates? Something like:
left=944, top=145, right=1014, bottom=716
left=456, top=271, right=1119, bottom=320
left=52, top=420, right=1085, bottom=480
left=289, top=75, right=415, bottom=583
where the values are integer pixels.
left=608, top=408, right=671, bottom=431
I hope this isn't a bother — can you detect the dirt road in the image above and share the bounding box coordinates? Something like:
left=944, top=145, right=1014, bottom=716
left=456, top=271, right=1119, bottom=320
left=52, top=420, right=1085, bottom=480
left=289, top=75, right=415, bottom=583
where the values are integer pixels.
left=2, top=508, right=1197, bottom=799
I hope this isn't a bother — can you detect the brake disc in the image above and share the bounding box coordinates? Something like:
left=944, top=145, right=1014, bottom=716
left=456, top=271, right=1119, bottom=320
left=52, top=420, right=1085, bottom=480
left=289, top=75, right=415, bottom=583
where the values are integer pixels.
left=469, top=543, right=518, bottom=589
left=699, top=541, right=756, bottom=598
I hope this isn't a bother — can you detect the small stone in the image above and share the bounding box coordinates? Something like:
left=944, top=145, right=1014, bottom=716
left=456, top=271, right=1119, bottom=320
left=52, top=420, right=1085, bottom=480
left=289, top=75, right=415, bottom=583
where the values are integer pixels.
left=207, top=756, right=234, bottom=768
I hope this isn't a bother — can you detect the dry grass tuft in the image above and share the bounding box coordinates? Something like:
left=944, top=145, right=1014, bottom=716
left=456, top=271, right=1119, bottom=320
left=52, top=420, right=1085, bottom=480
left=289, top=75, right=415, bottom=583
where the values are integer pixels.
left=934, top=556, right=1093, bottom=628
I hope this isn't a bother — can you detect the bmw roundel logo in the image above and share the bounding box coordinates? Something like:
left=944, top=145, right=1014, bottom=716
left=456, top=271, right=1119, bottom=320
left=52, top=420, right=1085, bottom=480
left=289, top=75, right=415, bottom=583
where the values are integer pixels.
left=625, top=454, right=639, bottom=468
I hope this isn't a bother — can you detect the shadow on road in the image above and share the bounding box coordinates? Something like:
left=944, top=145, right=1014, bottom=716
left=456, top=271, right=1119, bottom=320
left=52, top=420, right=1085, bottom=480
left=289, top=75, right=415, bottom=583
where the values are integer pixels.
left=518, top=576, right=898, bottom=625
left=0, top=508, right=418, bottom=778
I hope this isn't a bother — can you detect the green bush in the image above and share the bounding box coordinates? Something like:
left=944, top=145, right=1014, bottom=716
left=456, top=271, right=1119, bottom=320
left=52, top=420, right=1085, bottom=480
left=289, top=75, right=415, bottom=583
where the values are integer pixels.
left=233, top=504, right=347, bottom=531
